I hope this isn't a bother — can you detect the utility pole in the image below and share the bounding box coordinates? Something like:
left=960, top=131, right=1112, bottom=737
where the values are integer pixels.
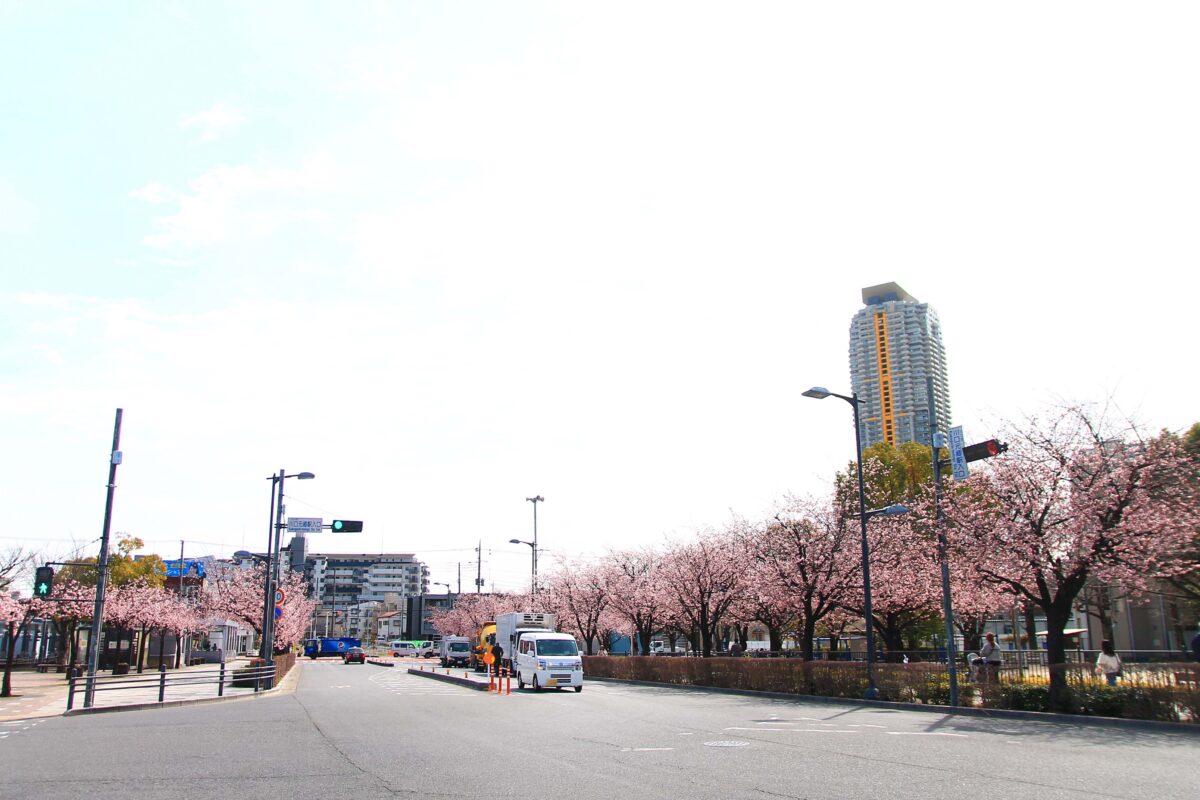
left=928, top=376, right=959, bottom=707
left=84, top=408, right=123, bottom=709
left=475, top=541, right=483, bottom=593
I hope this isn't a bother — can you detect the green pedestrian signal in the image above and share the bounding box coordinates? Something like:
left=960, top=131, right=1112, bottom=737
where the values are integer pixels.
left=34, top=566, right=54, bottom=598
left=330, top=520, right=363, bottom=533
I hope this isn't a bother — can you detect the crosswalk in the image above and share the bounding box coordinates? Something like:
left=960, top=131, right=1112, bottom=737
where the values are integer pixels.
left=369, top=668, right=481, bottom=696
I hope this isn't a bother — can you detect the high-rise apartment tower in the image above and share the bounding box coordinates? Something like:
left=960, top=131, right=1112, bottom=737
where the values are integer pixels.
left=849, top=282, right=951, bottom=449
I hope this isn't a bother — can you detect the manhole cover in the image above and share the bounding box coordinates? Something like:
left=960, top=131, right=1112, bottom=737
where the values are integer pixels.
left=704, top=740, right=750, bottom=747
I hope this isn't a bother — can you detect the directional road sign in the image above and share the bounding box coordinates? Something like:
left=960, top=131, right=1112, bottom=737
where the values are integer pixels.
left=287, top=517, right=323, bottom=534
left=948, top=425, right=969, bottom=481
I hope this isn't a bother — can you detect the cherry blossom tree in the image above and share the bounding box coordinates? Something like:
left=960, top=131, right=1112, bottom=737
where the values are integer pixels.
left=427, top=593, right=521, bottom=638
left=35, top=579, right=95, bottom=670
left=658, top=526, right=750, bottom=657
left=753, top=496, right=862, bottom=659
left=942, top=406, right=1200, bottom=707
left=603, top=547, right=672, bottom=656
left=540, top=559, right=610, bottom=654
left=1, top=594, right=31, bottom=697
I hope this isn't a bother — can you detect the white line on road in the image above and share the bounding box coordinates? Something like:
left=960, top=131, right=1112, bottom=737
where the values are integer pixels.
left=886, top=732, right=968, bottom=737
left=619, top=747, right=675, bottom=752
left=724, top=727, right=857, bottom=734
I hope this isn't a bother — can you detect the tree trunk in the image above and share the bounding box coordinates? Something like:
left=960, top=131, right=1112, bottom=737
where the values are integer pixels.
left=137, top=625, right=147, bottom=673
left=768, top=626, right=783, bottom=652
left=801, top=617, right=817, bottom=661
left=2, top=620, right=18, bottom=697
left=1043, top=603, right=1077, bottom=713
left=1023, top=603, right=1040, bottom=650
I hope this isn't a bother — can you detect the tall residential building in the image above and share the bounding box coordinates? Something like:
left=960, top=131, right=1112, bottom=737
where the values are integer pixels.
left=848, top=282, right=951, bottom=449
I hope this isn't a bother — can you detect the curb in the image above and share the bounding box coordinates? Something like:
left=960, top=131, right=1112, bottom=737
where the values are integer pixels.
left=366, top=659, right=394, bottom=667
left=583, top=676, right=1200, bottom=735
left=406, top=667, right=490, bottom=691
left=62, top=659, right=303, bottom=717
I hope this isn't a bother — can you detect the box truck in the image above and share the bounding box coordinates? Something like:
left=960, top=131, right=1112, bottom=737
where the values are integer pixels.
left=438, top=636, right=472, bottom=667
left=494, top=612, right=556, bottom=672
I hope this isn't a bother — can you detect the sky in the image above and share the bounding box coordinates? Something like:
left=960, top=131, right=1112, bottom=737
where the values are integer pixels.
left=3, top=1, right=1198, bottom=595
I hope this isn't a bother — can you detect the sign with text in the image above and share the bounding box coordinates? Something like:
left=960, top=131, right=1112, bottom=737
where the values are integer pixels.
left=287, top=517, right=323, bottom=534
left=948, top=425, right=969, bottom=481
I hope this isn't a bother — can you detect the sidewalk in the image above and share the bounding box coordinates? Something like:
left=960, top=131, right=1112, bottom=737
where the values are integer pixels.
left=0, top=659, right=266, bottom=720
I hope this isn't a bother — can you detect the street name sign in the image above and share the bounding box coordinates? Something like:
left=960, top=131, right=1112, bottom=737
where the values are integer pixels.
left=948, top=425, right=969, bottom=481
left=287, top=517, right=323, bottom=534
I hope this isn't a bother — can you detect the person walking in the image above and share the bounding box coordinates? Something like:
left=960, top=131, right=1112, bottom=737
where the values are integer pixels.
left=729, top=641, right=743, bottom=658
left=1095, top=639, right=1122, bottom=686
left=979, top=632, right=1003, bottom=682
left=490, top=641, right=504, bottom=679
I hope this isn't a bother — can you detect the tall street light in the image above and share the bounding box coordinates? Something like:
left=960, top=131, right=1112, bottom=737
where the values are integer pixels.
left=260, top=470, right=314, bottom=671
left=525, top=495, right=544, bottom=594
left=509, top=538, right=537, bottom=596
left=803, top=386, right=902, bottom=700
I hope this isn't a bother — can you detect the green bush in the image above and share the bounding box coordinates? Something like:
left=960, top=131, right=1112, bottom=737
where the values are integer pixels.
left=581, top=656, right=1196, bottom=724
left=999, top=684, right=1052, bottom=712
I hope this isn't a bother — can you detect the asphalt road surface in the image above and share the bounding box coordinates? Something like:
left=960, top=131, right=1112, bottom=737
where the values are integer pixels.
left=2, top=659, right=1196, bottom=800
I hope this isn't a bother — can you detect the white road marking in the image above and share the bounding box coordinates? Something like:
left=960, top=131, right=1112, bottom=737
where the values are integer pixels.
left=886, top=732, right=968, bottom=737
left=725, top=727, right=857, bottom=733
left=619, top=747, right=675, bottom=752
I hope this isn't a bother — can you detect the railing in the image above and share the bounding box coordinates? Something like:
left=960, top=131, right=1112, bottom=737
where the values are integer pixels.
left=66, top=663, right=277, bottom=711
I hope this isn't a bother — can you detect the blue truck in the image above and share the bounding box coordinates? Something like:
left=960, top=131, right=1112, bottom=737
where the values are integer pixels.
left=303, top=637, right=361, bottom=659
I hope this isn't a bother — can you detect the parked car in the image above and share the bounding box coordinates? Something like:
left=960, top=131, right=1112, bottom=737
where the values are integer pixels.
left=343, top=647, right=366, bottom=664
left=389, top=640, right=434, bottom=659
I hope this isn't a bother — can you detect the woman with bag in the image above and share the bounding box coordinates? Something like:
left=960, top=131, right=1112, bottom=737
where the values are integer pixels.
left=1095, top=639, right=1122, bottom=686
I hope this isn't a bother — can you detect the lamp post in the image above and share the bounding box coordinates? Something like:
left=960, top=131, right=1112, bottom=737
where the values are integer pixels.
left=803, top=386, right=907, bottom=700
left=525, top=495, right=543, bottom=593
left=260, top=470, right=314, bottom=672
left=509, top=538, right=537, bottom=596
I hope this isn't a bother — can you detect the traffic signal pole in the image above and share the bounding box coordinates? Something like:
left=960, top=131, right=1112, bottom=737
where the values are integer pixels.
left=928, top=379, right=959, bottom=707
left=84, top=408, right=123, bottom=708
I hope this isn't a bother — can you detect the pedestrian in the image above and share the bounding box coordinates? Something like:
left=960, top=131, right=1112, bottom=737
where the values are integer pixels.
left=729, top=641, right=743, bottom=658
left=979, top=632, right=1002, bottom=682
left=490, top=641, right=504, bottom=677
left=1095, top=639, right=1122, bottom=686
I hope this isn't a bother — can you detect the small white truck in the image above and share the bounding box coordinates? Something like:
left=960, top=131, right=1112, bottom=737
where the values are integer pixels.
left=438, top=636, right=472, bottom=667
left=494, top=612, right=556, bottom=672
left=514, top=630, right=584, bottom=692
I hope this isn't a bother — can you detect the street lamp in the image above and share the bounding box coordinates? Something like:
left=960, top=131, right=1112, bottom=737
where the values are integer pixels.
left=525, top=495, right=543, bottom=594
left=509, top=538, right=537, bottom=596
left=803, top=385, right=893, bottom=699
left=260, top=470, right=314, bottom=673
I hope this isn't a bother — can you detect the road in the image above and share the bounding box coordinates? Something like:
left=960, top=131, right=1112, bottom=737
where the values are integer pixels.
left=2, top=659, right=1196, bottom=800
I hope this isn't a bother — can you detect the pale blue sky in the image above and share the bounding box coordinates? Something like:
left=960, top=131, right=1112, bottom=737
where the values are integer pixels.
left=3, top=1, right=1198, bottom=592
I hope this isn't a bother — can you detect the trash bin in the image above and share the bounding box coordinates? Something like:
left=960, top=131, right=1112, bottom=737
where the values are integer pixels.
left=113, top=662, right=130, bottom=675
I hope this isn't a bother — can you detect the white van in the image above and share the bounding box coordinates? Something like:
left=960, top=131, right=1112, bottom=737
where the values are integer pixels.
left=514, top=631, right=583, bottom=692
left=390, top=640, right=434, bottom=659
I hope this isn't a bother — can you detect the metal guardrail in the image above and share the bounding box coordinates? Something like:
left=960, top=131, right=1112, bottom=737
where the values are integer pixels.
left=66, top=663, right=277, bottom=711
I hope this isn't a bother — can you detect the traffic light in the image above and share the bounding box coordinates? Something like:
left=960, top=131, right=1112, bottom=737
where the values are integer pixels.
left=34, top=566, right=54, bottom=598
left=962, top=439, right=1008, bottom=463
left=330, top=520, right=363, bottom=533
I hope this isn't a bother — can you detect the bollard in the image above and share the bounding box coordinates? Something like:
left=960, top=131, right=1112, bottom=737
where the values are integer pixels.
left=506, top=669, right=511, bottom=695
left=67, top=673, right=77, bottom=711
left=158, top=664, right=167, bottom=703
left=218, top=662, right=225, bottom=697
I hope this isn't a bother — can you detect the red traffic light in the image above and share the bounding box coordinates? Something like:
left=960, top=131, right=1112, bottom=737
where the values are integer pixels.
left=962, top=439, right=1008, bottom=463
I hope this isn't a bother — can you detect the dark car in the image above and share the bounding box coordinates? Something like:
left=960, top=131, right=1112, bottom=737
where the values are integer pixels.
left=343, top=647, right=366, bottom=664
